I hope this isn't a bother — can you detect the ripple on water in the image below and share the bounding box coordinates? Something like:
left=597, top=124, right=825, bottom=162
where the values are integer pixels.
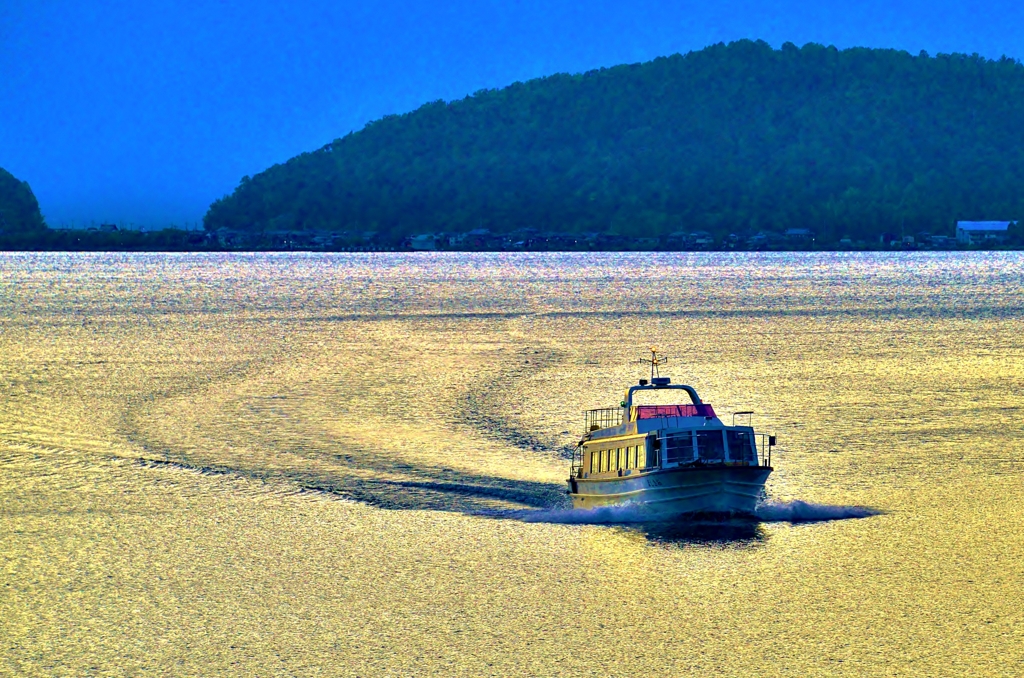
left=2, top=251, right=1023, bottom=676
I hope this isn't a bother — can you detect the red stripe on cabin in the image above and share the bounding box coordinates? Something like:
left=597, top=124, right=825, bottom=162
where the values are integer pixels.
left=635, top=404, right=716, bottom=419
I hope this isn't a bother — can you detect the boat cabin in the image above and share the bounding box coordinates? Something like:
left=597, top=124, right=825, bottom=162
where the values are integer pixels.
left=572, top=377, right=768, bottom=479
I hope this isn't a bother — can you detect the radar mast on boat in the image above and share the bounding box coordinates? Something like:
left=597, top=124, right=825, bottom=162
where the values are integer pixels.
left=640, top=348, right=668, bottom=381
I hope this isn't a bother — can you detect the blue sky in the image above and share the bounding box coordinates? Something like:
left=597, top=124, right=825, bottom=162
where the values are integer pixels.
left=1, top=0, right=1021, bottom=227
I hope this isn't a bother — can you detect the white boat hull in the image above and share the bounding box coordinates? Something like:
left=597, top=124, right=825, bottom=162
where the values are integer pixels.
left=569, top=465, right=771, bottom=518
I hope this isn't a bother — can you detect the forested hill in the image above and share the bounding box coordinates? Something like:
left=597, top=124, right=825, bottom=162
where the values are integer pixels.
left=204, top=40, right=1024, bottom=243
left=0, top=168, right=46, bottom=234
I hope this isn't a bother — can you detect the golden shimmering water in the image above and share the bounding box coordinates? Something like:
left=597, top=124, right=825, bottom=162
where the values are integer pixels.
left=2, top=252, right=1023, bottom=676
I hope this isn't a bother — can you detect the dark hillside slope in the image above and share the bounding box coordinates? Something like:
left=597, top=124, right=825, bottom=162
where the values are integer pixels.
left=0, top=168, right=46, bottom=234
left=205, top=40, right=1024, bottom=242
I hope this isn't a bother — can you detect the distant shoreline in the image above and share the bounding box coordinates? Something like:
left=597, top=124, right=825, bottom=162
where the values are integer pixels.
left=2, top=226, right=1020, bottom=253
left=2, top=245, right=1021, bottom=254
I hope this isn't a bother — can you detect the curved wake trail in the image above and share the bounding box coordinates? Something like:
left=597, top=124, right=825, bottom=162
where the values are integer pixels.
left=495, top=499, right=881, bottom=525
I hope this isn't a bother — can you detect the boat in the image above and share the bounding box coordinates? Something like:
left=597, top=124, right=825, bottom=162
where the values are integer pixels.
left=567, top=351, right=775, bottom=518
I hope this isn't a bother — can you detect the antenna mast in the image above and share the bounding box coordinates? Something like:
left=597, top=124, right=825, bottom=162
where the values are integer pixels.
left=640, top=348, right=668, bottom=381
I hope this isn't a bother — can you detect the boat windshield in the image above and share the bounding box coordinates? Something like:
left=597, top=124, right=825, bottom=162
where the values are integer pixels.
left=634, top=404, right=716, bottom=419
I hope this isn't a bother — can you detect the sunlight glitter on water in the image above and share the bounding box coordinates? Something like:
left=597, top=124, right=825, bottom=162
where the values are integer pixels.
left=2, top=252, right=1023, bottom=676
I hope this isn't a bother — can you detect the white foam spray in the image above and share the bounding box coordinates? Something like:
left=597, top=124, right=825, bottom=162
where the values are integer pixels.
left=494, top=499, right=880, bottom=525
left=754, top=499, right=881, bottom=522
left=508, top=503, right=649, bottom=524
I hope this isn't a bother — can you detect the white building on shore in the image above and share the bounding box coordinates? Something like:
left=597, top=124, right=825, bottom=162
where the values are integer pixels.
left=956, top=221, right=1012, bottom=245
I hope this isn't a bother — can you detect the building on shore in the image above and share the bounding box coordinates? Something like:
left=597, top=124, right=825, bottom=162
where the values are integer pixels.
left=784, top=228, right=814, bottom=241
left=956, top=221, right=1012, bottom=245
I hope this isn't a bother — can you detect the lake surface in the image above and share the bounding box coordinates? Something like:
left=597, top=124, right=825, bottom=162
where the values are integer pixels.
left=2, top=251, right=1023, bottom=676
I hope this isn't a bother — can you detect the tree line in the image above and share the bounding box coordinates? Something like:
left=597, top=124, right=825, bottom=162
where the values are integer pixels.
left=204, top=40, right=1024, bottom=243
left=0, top=168, right=47, bottom=235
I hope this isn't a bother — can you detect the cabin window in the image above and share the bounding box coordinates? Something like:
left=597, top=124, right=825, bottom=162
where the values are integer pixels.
left=590, top=450, right=599, bottom=473
left=613, top=448, right=620, bottom=470
left=635, top=444, right=644, bottom=469
left=666, top=431, right=694, bottom=465
left=696, top=430, right=726, bottom=462
left=600, top=450, right=608, bottom=473
left=726, top=430, right=757, bottom=464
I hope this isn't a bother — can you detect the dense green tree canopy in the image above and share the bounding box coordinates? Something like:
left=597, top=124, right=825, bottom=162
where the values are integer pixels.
left=204, top=40, right=1024, bottom=243
left=0, top=168, right=46, bottom=234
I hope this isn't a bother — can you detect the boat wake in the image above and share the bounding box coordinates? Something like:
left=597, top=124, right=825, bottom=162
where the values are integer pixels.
left=754, top=499, right=881, bottom=522
left=496, top=499, right=880, bottom=525
left=502, top=504, right=647, bottom=524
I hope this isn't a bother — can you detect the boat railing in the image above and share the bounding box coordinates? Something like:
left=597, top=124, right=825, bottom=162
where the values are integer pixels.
left=758, top=433, right=776, bottom=467
left=584, top=407, right=622, bottom=432
left=570, top=443, right=585, bottom=478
